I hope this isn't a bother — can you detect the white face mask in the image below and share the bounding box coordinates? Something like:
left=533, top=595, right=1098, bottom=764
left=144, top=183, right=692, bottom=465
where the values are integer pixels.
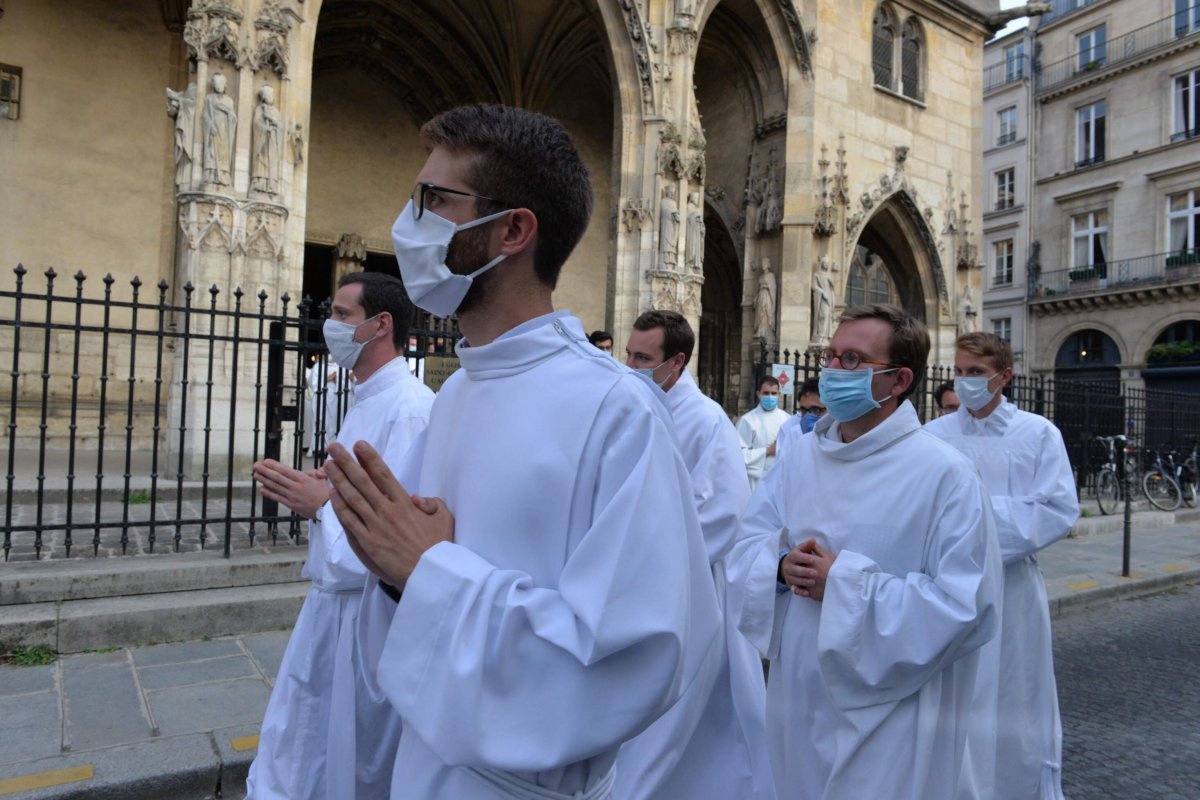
left=634, top=359, right=671, bottom=388
left=954, top=375, right=998, bottom=412
left=391, top=199, right=510, bottom=318
left=322, top=314, right=381, bottom=371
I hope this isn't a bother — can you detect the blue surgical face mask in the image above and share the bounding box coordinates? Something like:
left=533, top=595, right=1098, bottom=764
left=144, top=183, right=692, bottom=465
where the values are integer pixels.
left=634, top=360, right=671, bottom=388
left=760, top=395, right=779, bottom=412
left=818, top=367, right=898, bottom=422
left=800, top=412, right=821, bottom=434
left=954, top=375, right=998, bottom=412
left=322, top=314, right=382, bottom=371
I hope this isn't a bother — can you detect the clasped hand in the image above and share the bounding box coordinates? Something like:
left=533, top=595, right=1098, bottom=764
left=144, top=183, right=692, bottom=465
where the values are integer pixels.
left=779, top=538, right=836, bottom=601
left=324, top=441, right=454, bottom=591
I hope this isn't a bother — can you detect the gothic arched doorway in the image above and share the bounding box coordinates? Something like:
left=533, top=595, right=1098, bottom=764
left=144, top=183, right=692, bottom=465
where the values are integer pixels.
left=850, top=201, right=936, bottom=322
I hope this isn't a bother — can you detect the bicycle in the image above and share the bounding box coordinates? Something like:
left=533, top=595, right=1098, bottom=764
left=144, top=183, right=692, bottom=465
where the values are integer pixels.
left=1142, top=448, right=1183, bottom=512
left=1093, top=435, right=1128, bottom=516
left=1172, top=444, right=1199, bottom=509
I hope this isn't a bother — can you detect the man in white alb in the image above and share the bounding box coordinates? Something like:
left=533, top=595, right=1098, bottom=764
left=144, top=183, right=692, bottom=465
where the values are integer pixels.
left=736, top=375, right=791, bottom=490
left=247, top=271, right=433, bottom=800
left=729, top=303, right=1003, bottom=800
left=323, top=104, right=721, bottom=800
left=926, top=332, right=1079, bottom=799
left=620, top=309, right=775, bottom=800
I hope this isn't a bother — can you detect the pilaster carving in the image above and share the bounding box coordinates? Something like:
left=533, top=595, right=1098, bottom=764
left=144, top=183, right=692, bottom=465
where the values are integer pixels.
left=622, top=198, right=652, bottom=233
left=250, top=0, right=290, bottom=76
left=680, top=276, right=703, bottom=317
left=813, top=142, right=837, bottom=238
left=177, top=194, right=287, bottom=261
left=648, top=271, right=680, bottom=312
left=658, top=122, right=685, bottom=179
left=686, top=122, right=706, bottom=184
left=667, top=25, right=697, bottom=56
left=776, top=0, right=814, bottom=75
left=618, top=0, right=656, bottom=113
left=185, top=0, right=244, bottom=64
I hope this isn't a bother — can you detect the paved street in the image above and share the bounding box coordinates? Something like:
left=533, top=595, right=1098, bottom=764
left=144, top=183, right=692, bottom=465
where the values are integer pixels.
left=1057, top=582, right=1200, bottom=798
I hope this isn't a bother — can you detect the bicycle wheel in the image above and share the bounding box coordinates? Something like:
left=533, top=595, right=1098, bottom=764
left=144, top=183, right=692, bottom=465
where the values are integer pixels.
left=1181, top=475, right=1198, bottom=508
left=1142, top=469, right=1182, bottom=512
left=1096, top=469, right=1120, bottom=515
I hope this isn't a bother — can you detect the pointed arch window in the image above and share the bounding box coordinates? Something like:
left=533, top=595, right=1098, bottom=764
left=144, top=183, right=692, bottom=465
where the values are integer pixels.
left=872, top=7, right=896, bottom=89
left=901, top=19, right=923, bottom=100
left=846, top=245, right=898, bottom=307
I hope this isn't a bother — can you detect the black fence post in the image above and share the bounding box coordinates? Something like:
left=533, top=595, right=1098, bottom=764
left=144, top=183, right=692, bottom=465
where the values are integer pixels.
left=4, top=265, right=26, bottom=561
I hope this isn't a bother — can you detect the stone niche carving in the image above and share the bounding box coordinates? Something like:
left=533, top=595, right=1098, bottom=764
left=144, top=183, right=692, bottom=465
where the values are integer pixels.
left=166, top=84, right=197, bottom=190
left=250, top=84, right=283, bottom=196
left=203, top=73, right=237, bottom=187
left=251, top=0, right=289, bottom=76
left=680, top=277, right=702, bottom=317
left=754, top=257, right=777, bottom=342
left=811, top=255, right=835, bottom=343
left=177, top=195, right=287, bottom=262
left=650, top=272, right=680, bottom=312
left=184, top=0, right=244, bottom=65
left=957, top=284, right=979, bottom=332
left=686, top=122, right=706, bottom=185
left=684, top=192, right=704, bottom=274
left=754, top=150, right=783, bottom=236
left=658, top=122, right=685, bottom=180
left=658, top=184, right=681, bottom=270
left=622, top=198, right=652, bottom=233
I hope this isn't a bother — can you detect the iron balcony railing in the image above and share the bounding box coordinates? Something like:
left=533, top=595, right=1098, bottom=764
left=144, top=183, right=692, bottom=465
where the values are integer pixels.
left=1038, top=0, right=1102, bottom=26
left=1029, top=247, right=1200, bottom=297
left=1036, top=7, right=1200, bottom=93
left=984, top=54, right=1031, bottom=92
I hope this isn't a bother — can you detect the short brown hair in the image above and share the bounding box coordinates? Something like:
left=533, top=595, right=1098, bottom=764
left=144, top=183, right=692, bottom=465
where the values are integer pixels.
left=337, top=271, right=413, bottom=349
left=956, top=331, right=1013, bottom=372
left=758, top=375, right=781, bottom=392
left=632, top=309, right=695, bottom=366
left=421, top=105, right=593, bottom=290
left=839, top=303, right=930, bottom=400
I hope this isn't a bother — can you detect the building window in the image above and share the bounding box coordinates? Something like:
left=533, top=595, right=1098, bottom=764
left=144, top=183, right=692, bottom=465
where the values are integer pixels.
left=993, top=317, right=1012, bottom=342
left=997, top=106, right=1018, bottom=145
left=1077, top=25, right=1107, bottom=71
left=901, top=19, right=923, bottom=100
left=846, top=245, right=898, bottom=307
left=0, top=64, right=20, bottom=121
left=1072, top=210, right=1109, bottom=273
left=995, top=168, right=1016, bottom=211
left=1075, top=100, right=1106, bottom=168
left=1004, top=42, right=1025, bottom=82
left=1176, top=0, right=1200, bottom=36
left=1173, top=69, right=1200, bottom=142
left=1168, top=189, right=1200, bottom=258
left=993, top=239, right=1014, bottom=286
left=872, top=6, right=896, bottom=89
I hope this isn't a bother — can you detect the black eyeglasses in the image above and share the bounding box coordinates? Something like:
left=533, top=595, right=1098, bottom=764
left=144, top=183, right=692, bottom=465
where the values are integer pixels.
left=799, top=405, right=827, bottom=415
left=411, top=182, right=502, bottom=220
left=818, top=348, right=897, bottom=371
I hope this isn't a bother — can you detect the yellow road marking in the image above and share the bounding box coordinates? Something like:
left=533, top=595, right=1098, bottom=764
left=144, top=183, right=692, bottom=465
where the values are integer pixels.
left=1163, top=564, right=1187, bottom=573
left=0, top=764, right=94, bottom=795
left=1067, top=580, right=1100, bottom=591
left=1120, top=572, right=1146, bottom=580
left=231, top=735, right=260, bottom=752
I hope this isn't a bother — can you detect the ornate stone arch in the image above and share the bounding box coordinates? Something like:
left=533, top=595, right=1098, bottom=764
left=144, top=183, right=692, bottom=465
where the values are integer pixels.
left=850, top=189, right=949, bottom=323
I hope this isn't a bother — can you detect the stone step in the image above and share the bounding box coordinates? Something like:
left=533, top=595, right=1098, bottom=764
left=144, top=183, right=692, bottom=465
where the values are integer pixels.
left=0, top=581, right=309, bottom=654
left=0, top=549, right=306, bottom=606
left=1072, top=506, right=1200, bottom=537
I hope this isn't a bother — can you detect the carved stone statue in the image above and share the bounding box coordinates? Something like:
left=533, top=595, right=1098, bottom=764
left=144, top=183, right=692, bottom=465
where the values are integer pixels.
left=754, top=257, right=777, bottom=342
left=684, top=192, right=705, bottom=273
left=166, top=84, right=196, bottom=189
left=251, top=85, right=283, bottom=195
left=811, top=256, right=835, bottom=343
left=659, top=184, right=680, bottom=270
left=203, top=73, right=237, bottom=186
left=755, top=152, right=783, bottom=235
left=958, top=284, right=979, bottom=332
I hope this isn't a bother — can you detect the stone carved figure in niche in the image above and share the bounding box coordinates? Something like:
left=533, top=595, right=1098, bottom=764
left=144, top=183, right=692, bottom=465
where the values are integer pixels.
left=811, top=256, right=835, bottom=343
left=290, top=123, right=306, bottom=165
left=166, top=84, right=196, bottom=189
left=203, top=73, right=237, bottom=187
left=684, top=192, right=705, bottom=274
left=754, top=257, right=777, bottom=341
left=659, top=184, right=681, bottom=270
left=251, top=85, right=283, bottom=195
left=958, top=284, right=979, bottom=332
left=755, top=151, right=783, bottom=235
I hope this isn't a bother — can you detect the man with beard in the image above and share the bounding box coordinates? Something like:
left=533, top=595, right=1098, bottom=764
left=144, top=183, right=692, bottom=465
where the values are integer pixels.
left=323, top=104, right=722, bottom=800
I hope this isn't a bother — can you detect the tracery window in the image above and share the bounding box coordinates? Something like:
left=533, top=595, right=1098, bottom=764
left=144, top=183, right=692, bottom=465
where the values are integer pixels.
left=901, top=19, right=923, bottom=100
left=846, top=245, right=898, bottom=307
left=872, top=7, right=896, bottom=88
left=872, top=4, right=924, bottom=104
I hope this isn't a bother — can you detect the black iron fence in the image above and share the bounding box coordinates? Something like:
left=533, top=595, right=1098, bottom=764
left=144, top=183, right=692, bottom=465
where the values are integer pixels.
left=1, top=266, right=459, bottom=561
left=754, top=341, right=1200, bottom=493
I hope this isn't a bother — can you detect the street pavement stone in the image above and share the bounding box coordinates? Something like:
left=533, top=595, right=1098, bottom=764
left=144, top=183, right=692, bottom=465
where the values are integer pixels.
left=239, top=629, right=291, bottom=683
left=1055, top=582, right=1200, bottom=797
left=146, top=676, right=270, bottom=738
left=137, top=654, right=259, bottom=691
left=0, top=663, right=55, bottom=696
left=62, top=657, right=152, bottom=751
left=130, top=638, right=242, bottom=668
left=0, top=691, right=60, bottom=766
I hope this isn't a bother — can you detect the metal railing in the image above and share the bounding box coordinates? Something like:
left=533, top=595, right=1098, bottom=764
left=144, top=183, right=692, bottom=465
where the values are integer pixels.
left=1038, top=0, right=1102, bottom=26
left=753, top=341, right=1200, bottom=499
left=984, top=54, right=1031, bottom=92
left=1029, top=248, right=1200, bottom=297
left=1036, top=7, right=1200, bottom=93
left=1, top=266, right=460, bottom=561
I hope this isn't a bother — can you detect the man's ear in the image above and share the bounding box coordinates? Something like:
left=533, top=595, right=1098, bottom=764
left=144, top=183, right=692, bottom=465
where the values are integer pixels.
left=893, top=367, right=915, bottom=400
left=497, top=208, right=538, bottom=256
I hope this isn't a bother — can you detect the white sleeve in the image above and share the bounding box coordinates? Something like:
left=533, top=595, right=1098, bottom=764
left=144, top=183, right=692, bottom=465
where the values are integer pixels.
left=816, top=473, right=1003, bottom=710
left=691, top=416, right=752, bottom=565
left=991, top=424, right=1080, bottom=564
left=736, top=414, right=769, bottom=482
left=374, top=393, right=720, bottom=772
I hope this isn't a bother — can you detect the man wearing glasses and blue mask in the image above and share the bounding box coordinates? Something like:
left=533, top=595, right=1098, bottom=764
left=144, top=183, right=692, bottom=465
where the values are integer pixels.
left=320, top=105, right=721, bottom=800
left=926, top=332, right=1079, bottom=800
left=727, top=303, right=1003, bottom=800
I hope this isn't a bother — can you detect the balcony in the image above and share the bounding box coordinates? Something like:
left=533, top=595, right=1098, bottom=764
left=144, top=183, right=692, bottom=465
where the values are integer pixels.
left=984, top=54, right=1030, bottom=92
left=1036, top=8, right=1200, bottom=94
left=1038, top=0, right=1102, bottom=26
left=1029, top=248, right=1200, bottom=312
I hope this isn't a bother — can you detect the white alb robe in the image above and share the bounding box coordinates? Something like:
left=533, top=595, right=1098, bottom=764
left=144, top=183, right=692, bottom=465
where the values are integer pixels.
left=735, top=405, right=791, bottom=490
left=355, top=312, right=722, bottom=800
left=926, top=400, right=1080, bottom=800
left=729, top=402, right=1004, bottom=800
left=247, top=356, right=433, bottom=800
left=615, top=370, right=775, bottom=800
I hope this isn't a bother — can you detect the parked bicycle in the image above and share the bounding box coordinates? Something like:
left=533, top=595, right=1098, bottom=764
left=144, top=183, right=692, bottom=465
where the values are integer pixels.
left=1093, top=435, right=1129, bottom=516
left=1142, top=448, right=1183, bottom=512
left=1171, top=444, right=1199, bottom=509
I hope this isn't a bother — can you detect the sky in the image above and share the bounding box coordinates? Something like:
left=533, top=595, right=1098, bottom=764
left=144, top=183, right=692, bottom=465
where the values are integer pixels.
left=993, top=0, right=1032, bottom=41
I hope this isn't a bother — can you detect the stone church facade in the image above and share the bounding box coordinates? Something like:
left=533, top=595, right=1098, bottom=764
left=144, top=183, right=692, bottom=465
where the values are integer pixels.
left=0, top=0, right=1003, bottom=460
